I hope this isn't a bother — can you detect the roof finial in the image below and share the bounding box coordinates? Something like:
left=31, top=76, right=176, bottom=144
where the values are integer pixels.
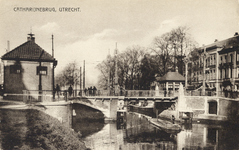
left=27, top=27, right=35, bottom=42
left=28, top=26, right=34, bottom=38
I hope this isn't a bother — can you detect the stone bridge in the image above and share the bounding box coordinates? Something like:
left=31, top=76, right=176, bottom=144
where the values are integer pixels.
left=69, top=96, right=178, bottom=120
left=70, top=97, right=123, bottom=120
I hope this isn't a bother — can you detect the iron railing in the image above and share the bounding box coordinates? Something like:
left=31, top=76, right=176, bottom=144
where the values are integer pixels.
left=21, top=89, right=239, bottom=103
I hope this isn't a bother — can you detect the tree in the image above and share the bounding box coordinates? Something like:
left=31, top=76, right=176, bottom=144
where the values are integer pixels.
left=96, top=54, right=115, bottom=90
left=96, top=45, right=145, bottom=90
left=151, top=26, right=198, bottom=76
left=140, top=54, right=159, bottom=90
left=121, top=45, right=145, bottom=90
left=151, top=32, right=174, bottom=76
left=188, top=47, right=201, bottom=84
left=55, top=61, right=81, bottom=89
left=169, top=26, right=198, bottom=74
left=96, top=26, right=198, bottom=90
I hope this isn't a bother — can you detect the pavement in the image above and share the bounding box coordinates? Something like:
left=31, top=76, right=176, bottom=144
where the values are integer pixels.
left=0, top=97, right=69, bottom=109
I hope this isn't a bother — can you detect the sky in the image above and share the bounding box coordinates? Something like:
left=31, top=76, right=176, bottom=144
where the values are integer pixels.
left=0, top=0, right=238, bottom=87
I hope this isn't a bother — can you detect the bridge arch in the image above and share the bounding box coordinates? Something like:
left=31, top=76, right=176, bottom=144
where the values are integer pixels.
left=72, top=103, right=105, bottom=120
left=71, top=97, right=118, bottom=120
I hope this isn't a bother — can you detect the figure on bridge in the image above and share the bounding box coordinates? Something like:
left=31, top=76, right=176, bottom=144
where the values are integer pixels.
left=93, top=86, right=97, bottom=96
left=68, top=85, right=73, bottom=97
left=56, top=84, right=61, bottom=99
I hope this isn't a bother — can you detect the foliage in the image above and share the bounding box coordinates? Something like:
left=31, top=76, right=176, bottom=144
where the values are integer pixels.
left=55, top=61, right=81, bottom=88
left=140, top=54, right=159, bottom=89
left=97, top=45, right=145, bottom=90
left=97, top=26, right=198, bottom=90
left=0, top=109, right=86, bottom=150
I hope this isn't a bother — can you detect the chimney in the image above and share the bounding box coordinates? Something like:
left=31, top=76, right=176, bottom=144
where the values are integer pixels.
left=234, top=32, right=238, bottom=36
left=27, top=33, right=35, bottom=42
left=7, top=40, right=10, bottom=52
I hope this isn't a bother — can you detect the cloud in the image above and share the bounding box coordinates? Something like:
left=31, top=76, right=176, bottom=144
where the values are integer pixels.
left=36, top=22, right=60, bottom=33
left=55, top=29, right=120, bottom=87
left=157, top=17, right=183, bottom=33
left=89, top=29, right=119, bottom=40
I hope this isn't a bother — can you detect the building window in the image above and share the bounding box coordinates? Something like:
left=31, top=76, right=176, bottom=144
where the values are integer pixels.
left=214, top=56, right=216, bottom=65
left=208, top=101, right=217, bottom=115
left=10, top=65, right=21, bottom=74
left=222, top=69, right=225, bottom=79
left=210, top=70, right=212, bottom=79
left=207, top=128, right=217, bottom=144
left=213, top=70, right=215, bottom=79
left=238, top=68, right=239, bottom=78
left=37, top=66, right=47, bottom=75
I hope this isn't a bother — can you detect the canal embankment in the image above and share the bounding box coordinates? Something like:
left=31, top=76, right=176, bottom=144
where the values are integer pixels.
left=129, top=111, right=181, bottom=132
left=0, top=101, right=87, bottom=150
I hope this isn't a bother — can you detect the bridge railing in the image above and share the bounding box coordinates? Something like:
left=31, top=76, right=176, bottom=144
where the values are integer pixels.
left=185, top=90, right=239, bottom=99
left=77, top=89, right=177, bottom=97
left=22, top=90, right=68, bottom=103
left=20, top=89, right=239, bottom=103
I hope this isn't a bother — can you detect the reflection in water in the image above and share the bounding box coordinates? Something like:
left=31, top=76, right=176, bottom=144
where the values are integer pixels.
left=72, top=112, right=239, bottom=150
left=72, top=117, right=104, bottom=138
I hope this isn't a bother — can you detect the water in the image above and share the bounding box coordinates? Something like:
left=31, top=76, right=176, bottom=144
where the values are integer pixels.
left=72, top=112, right=239, bottom=150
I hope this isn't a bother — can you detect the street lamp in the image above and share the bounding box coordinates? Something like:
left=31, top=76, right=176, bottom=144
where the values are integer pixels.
left=202, top=46, right=209, bottom=96
left=183, top=57, right=191, bottom=89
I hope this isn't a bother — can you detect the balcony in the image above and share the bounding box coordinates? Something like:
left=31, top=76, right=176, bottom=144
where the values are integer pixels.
left=219, top=62, right=233, bottom=69
left=207, top=64, right=216, bottom=68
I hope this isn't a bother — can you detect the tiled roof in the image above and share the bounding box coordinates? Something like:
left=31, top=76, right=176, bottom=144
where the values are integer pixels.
left=1, top=40, right=55, bottom=62
left=156, top=71, right=185, bottom=82
left=199, top=34, right=239, bottom=53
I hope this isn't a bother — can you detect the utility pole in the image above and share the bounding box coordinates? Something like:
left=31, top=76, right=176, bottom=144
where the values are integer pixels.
left=107, top=49, right=111, bottom=96
left=80, top=66, right=82, bottom=96
left=83, top=60, right=85, bottom=91
left=52, top=34, right=55, bottom=99
left=202, top=45, right=206, bottom=96
left=38, top=50, right=44, bottom=101
left=114, top=43, right=118, bottom=96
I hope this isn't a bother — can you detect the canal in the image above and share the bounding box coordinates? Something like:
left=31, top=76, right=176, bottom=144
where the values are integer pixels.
left=72, top=112, right=239, bottom=150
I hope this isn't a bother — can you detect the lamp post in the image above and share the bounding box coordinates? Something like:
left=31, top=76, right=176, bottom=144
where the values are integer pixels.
left=202, top=46, right=209, bottom=96
left=114, top=43, right=118, bottom=96
left=183, top=57, right=190, bottom=89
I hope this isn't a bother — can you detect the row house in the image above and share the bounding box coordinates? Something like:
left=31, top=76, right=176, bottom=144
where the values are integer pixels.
left=193, top=32, right=239, bottom=94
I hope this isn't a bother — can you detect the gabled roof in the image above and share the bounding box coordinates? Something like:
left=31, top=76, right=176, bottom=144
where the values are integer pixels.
left=1, top=40, right=56, bottom=62
left=156, top=71, right=185, bottom=82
